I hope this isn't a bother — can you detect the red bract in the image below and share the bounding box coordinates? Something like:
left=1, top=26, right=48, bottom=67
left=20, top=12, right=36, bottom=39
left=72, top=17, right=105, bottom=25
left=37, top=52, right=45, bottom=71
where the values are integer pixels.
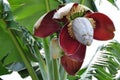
left=34, top=3, right=115, bottom=75
left=87, top=12, right=115, bottom=40
left=34, top=10, right=60, bottom=38
left=59, top=23, right=81, bottom=55
left=61, top=43, right=86, bottom=75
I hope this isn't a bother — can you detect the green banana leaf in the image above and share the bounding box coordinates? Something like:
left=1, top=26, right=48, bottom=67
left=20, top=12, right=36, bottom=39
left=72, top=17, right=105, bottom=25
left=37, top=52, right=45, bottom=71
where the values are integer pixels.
left=8, top=0, right=60, bottom=32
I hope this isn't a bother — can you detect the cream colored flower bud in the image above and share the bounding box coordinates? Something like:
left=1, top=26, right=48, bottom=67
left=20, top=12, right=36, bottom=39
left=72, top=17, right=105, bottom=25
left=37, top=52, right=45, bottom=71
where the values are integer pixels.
left=50, top=38, right=63, bottom=59
left=72, top=17, right=94, bottom=46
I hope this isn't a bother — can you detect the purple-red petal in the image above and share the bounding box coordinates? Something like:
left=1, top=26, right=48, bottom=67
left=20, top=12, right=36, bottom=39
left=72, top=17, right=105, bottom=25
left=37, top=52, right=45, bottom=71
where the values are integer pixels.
left=59, top=23, right=81, bottom=55
left=61, top=44, right=86, bottom=75
left=87, top=12, right=115, bottom=40
left=34, top=10, right=60, bottom=38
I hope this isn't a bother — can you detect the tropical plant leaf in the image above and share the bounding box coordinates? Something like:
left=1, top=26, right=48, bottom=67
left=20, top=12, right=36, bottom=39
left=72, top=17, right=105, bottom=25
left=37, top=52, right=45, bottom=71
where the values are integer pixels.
left=62, top=0, right=98, bottom=11
left=82, top=0, right=98, bottom=11
left=107, top=0, right=119, bottom=9
left=8, top=0, right=60, bottom=32
left=16, top=26, right=42, bottom=62
left=0, top=20, right=22, bottom=66
left=0, top=61, right=12, bottom=76
left=0, top=0, right=47, bottom=78
left=79, top=41, right=120, bottom=80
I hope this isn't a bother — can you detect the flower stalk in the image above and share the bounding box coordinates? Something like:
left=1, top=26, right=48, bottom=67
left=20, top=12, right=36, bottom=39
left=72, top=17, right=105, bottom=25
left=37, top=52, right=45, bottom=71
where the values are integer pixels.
left=60, top=65, right=67, bottom=80
left=42, top=38, right=54, bottom=80
left=53, top=59, right=60, bottom=80
left=34, top=43, right=48, bottom=80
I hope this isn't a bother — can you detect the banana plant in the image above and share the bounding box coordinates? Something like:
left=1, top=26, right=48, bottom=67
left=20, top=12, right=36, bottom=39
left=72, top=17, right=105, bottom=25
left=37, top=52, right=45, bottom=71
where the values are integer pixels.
left=0, top=0, right=119, bottom=80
